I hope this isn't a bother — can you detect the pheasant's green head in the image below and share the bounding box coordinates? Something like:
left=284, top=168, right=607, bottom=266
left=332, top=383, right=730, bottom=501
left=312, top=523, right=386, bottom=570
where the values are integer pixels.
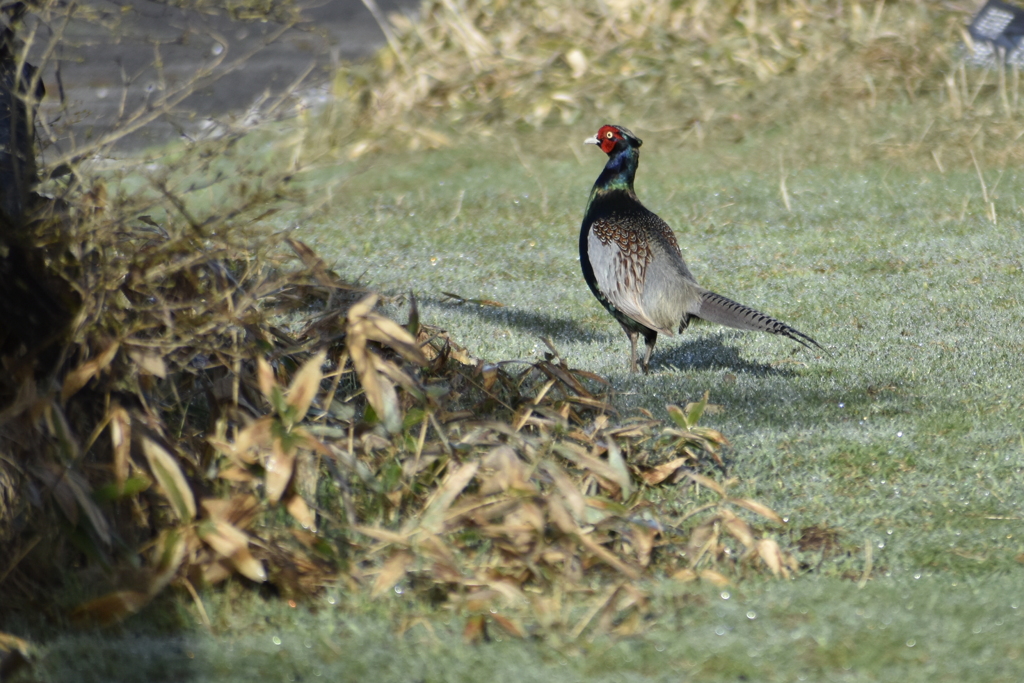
left=584, top=124, right=642, bottom=156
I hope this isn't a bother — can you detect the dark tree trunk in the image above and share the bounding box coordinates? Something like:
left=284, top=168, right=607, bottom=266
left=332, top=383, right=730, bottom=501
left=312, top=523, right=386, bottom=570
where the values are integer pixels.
left=0, top=2, right=38, bottom=226
left=0, top=3, right=74, bottom=361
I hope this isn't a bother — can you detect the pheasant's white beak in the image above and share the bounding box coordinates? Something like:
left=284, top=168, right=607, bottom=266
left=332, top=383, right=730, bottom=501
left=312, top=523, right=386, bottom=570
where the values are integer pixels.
left=584, top=135, right=599, bottom=146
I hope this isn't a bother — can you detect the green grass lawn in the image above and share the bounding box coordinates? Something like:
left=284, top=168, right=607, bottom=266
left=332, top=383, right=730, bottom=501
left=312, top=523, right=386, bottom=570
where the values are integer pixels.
left=24, top=575, right=1024, bottom=682
left=13, top=128, right=1024, bottom=682
left=314, top=131, right=1024, bottom=564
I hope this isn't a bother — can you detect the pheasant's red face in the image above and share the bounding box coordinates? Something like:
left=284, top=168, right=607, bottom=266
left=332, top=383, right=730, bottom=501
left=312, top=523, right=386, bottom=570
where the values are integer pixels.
left=596, top=125, right=622, bottom=153
left=585, top=124, right=640, bottom=154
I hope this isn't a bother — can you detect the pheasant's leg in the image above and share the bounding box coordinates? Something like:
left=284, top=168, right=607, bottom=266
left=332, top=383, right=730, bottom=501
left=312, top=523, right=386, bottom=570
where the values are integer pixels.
left=641, top=330, right=658, bottom=374
left=625, top=328, right=639, bottom=373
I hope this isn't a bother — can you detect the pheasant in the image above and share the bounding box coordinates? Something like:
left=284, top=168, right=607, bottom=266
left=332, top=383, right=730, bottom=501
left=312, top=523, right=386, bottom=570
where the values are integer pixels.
left=579, top=124, right=821, bottom=373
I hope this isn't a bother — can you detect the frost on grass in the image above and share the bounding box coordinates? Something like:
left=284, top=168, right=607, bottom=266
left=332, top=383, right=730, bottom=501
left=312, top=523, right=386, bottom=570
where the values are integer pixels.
left=1, top=207, right=797, bottom=640
left=0, top=0, right=847, bottom=656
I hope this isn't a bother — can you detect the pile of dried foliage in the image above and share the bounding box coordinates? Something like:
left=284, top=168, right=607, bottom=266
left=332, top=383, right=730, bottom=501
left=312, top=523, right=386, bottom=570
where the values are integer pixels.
left=0, top=210, right=797, bottom=632
left=338, top=0, right=1023, bottom=167
left=0, top=0, right=816, bottom=648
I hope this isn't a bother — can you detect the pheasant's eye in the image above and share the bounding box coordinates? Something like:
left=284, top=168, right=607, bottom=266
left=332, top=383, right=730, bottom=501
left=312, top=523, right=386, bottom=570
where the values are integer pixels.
left=605, top=131, right=614, bottom=139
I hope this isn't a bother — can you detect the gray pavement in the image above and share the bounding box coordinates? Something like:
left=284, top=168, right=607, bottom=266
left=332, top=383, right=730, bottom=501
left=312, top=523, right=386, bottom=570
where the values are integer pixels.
left=28, top=0, right=417, bottom=153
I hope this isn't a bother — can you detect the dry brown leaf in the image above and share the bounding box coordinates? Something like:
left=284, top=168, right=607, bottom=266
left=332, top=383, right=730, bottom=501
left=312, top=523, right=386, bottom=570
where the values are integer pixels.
left=554, top=443, right=629, bottom=497
left=641, top=457, right=690, bottom=486
left=199, top=519, right=266, bottom=583
left=417, top=533, right=458, bottom=568
left=546, top=494, right=579, bottom=535
left=513, top=377, right=556, bottom=430
left=537, top=361, right=591, bottom=397
left=419, top=460, right=479, bottom=534
left=611, top=609, right=643, bottom=637
left=347, top=292, right=378, bottom=321
left=230, top=546, right=268, bottom=583
left=208, top=437, right=243, bottom=466
left=371, top=353, right=423, bottom=398
left=695, top=427, right=729, bottom=445
left=231, top=416, right=272, bottom=463
left=431, top=560, right=463, bottom=584
left=671, top=568, right=698, bottom=582
left=352, top=524, right=412, bottom=546
left=202, top=558, right=234, bottom=585
left=365, top=314, right=429, bottom=366
left=142, top=437, right=196, bottom=522
left=70, top=590, right=150, bottom=627
left=0, top=632, right=33, bottom=663
left=699, top=569, right=731, bottom=587
left=603, top=437, right=633, bottom=498
left=218, top=465, right=255, bottom=482
left=483, top=579, right=528, bottom=606
left=463, top=614, right=488, bottom=644
left=445, top=496, right=518, bottom=528
left=681, top=470, right=727, bottom=497
left=568, top=394, right=610, bottom=415
left=757, top=538, right=789, bottom=578
left=127, top=348, right=167, bottom=378
left=290, top=528, right=319, bottom=549
left=286, top=495, right=317, bottom=531
left=462, top=588, right=501, bottom=613
left=371, top=550, right=414, bottom=598
left=286, top=237, right=345, bottom=287
left=447, top=343, right=476, bottom=365
left=347, top=319, right=401, bottom=433
left=576, top=530, right=641, bottom=580
left=199, top=519, right=249, bottom=557
left=61, top=341, right=120, bottom=402
left=501, top=501, right=545, bottom=543
left=490, top=613, right=526, bottom=638
left=479, top=445, right=528, bottom=494
left=108, top=405, right=132, bottom=485
left=686, top=518, right=720, bottom=565
left=722, top=512, right=756, bottom=549
left=629, top=523, right=659, bottom=568
left=286, top=350, right=326, bottom=423
left=265, top=438, right=297, bottom=504
left=730, top=497, right=785, bottom=524
left=293, top=428, right=335, bottom=459
left=201, top=495, right=260, bottom=528
left=256, top=356, right=276, bottom=401
left=481, top=364, right=498, bottom=392
left=569, top=585, right=621, bottom=640
left=540, top=461, right=586, bottom=522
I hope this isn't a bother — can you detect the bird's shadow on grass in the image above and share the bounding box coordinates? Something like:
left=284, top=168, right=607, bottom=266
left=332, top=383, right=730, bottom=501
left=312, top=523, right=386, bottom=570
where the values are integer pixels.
left=418, top=296, right=617, bottom=345
left=649, top=332, right=800, bottom=376
left=416, top=298, right=802, bottom=376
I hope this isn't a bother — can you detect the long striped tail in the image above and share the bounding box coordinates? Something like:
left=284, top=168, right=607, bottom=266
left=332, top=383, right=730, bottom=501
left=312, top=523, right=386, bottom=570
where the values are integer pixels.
left=696, top=291, right=822, bottom=351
